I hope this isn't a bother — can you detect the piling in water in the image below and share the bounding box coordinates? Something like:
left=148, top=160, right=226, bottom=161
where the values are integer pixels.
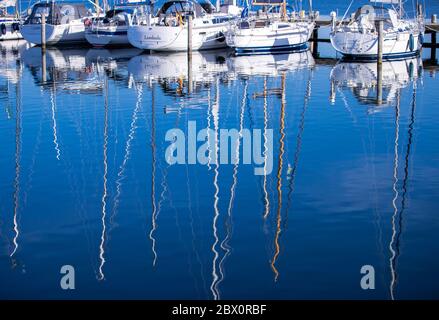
left=41, top=47, right=46, bottom=83
left=311, top=27, right=319, bottom=57
left=377, top=62, right=383, bottom=105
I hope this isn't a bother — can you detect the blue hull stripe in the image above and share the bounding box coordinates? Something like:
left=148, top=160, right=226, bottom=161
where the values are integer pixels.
left=340, top=50, right=420, bottom=61
left=234, top=42, right=308, bottom=55
left=87, top=31, right=127, bottom=36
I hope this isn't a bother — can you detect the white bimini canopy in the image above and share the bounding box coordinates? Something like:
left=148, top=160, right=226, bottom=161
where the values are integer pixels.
left=0, top=0, right=16, bottom=8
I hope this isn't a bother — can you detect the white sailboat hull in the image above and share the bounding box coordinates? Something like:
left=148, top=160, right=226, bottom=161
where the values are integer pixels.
left=331, top=30, right=423, bottom=60
left=226, top=21, right=314, bottom=54
left=128, top=23, right=228, bottom=52
left=21, top=20, right=88, bottom=45
left=85, top=25, right=130, bottom=47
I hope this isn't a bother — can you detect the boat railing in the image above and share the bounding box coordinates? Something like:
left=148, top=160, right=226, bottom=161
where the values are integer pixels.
left=233, top=9, right=312, bottom=29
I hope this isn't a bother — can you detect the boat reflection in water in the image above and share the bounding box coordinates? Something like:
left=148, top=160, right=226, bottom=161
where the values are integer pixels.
left=22, top=46, right=101, bottom=92
left=331, top=56, right=422, bottom=300
left=2, top=41, right=435, bottom=300
left=0, top=40, right=27, bottom=272
left=127, top=49, right=316, bottom=299
left=228, top=49, right=315, bottom=77
left=330, top=57, right=422, bottom=110
left=0, top=41, right=30, bottom=86
left=236, top=51, right=314, bottom=285
left=21, top=46, right=142, bottom=91
left=128, top=50, right=230, bottom=100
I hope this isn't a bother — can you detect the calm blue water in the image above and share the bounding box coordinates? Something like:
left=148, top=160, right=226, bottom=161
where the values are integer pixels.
left=1, top=1, right=439, bottom=301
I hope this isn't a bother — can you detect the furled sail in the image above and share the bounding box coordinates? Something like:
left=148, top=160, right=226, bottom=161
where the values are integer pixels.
left=0, top=0, right=16, bottom=8
left=252, top=0, right=284, bottom=5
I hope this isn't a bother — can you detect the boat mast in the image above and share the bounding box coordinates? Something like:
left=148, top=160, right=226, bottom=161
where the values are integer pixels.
left=95, top=0, right=100, bottom=15
left=282, top=0, right=286, bottom=21
left=15, top=0, right=19, bottom=19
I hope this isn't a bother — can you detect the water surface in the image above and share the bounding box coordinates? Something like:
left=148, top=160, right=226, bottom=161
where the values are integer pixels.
left=1, top=32, right=439, bottom=300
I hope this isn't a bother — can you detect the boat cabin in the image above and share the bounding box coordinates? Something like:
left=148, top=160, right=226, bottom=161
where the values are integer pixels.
left=352, top=6, right=400, bottom=30
left=24, top=2, right=90, bottom=25
left=98, top=7, right=135, bottom=25
left=156, top=0, right=215, bottom=18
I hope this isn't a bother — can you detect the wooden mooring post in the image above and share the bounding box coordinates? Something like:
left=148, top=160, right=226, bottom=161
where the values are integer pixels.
left=41, top=13, right=46, bottom=51
left=431, top=15, right=438, bottom=64
left=377, top=19, right=384, bottom=64
left=311, top=27, right=319, bottom=57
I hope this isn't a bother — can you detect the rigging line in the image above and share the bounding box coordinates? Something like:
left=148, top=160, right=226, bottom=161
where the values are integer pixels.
left=109, top=82, right=143, bottom=234
left=149, top=83, right=158, bottom=267
left=207, top=88, right=212, bottom=170
left=393, top=82, right=417, bottom=298
left=285, top=69, right=313, bottom=228
left=51, top=82, right=61, bottom=161
left=216, top=79, right=247, bottom=295
left=262, top=77, right=270, bottom=220
left=10, top=70, right=22, bottom=259
left=389, top=89, right=401, bottom=301
left=270, top=72, right=286, bottom=282
left=98, top=76, right=109, bottom=281
left=245, top=78, right=264, bottom=216
left=368, top=95, right=386, bottom=283
left=210, top=79, right=221, bottom=301
left=184, top=110, right=206, bottom=298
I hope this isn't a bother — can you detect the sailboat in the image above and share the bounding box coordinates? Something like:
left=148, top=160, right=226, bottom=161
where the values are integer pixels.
left=226, top=0, right=315, bottom=54
left=85, top=1, right=148, bottom=47
left=127, top=0, right=241, bottom=51
left=0, top=0, right=23, bottom=40
left=329, top=57, right=422, bottom=109
left=330, top=0, right=424, bottom=60
left=21, top=1, right=95, bottom=45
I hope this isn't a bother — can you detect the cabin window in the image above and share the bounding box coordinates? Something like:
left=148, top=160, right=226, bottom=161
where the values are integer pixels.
left=255, top=20, right=267, bottom=28
left=240, top=21, right=250, bottom=29
left=25, top=5, right=51, bottom=25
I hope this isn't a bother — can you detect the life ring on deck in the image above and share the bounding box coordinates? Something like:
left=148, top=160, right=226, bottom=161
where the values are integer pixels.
left=84, top=18, right=92, bottom=27
left=12, top=23, right=20, bottom=32
left=0, top=23, right=6, bottom=35
left=409, top=33, right=415, bottom=51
